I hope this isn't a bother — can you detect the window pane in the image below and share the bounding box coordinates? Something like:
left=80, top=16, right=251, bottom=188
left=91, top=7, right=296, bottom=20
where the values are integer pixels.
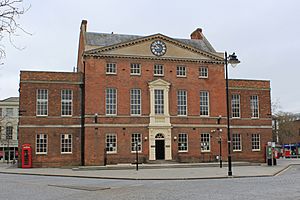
left=201, top=133, right=210, bottom=152
left=130, top=89, right=141, bottom=115
left=37, top=89, right=48, bottom=116
left=200, top=91, right=209, bottom=116
left=232, top=94, right=240, bottom=118
left=61, top=89, right=73, bottom=116
left=154, top=89, right=164, bottom=115
left=106, top=88, right=117, bottom=115
left=178, top=133, right=188, bottom=152
left=131, top=133, right=142, bottom=152
left=177, top=90, right=187, bottom=116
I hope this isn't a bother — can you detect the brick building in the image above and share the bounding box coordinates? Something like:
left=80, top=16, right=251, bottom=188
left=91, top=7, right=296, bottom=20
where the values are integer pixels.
left=18, top=20, right=272, bottom=167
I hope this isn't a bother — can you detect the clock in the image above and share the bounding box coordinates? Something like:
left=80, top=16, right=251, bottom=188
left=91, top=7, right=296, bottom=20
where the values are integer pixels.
left=150, top=40, right=167, bottom=56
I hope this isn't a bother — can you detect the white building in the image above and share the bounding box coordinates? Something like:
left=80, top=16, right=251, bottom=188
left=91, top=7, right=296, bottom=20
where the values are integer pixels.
left=0, top=97, right=19, bottom=163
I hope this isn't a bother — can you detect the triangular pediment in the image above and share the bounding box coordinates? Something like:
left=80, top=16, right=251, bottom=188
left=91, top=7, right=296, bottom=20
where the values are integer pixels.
left=85, top=34, right=223, bottom=63
left=149, top=78, right=171, bottom=87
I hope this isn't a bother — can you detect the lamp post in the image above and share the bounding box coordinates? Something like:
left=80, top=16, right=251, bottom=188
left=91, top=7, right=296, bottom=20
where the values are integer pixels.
left=225, top=52, right=240, bottom=176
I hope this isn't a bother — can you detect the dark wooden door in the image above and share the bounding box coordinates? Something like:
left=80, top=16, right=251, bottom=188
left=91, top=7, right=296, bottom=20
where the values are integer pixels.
left=155, top=140, right=165, bottom=160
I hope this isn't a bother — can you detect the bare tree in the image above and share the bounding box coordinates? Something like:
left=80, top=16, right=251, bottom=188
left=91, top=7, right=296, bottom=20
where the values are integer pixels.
left=274, top=112, right=298, bottom=144
left=0, top=0, right=30, bottom=60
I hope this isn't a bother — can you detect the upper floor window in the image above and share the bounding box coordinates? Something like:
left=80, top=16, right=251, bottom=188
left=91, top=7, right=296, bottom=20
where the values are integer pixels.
left=37, top=89, right=48, bottom=116
left=176, top=66, right=186, bottom=77
left=178, top=133, right=188, bottom=152
left=61, top=134, right=72, bottom=154
left=106, top=88, right=117, bottom=115
left=250, top=95, right=259, bottom=118
left=200, top=133, right=210, bottom=152
left=232, top=133, right=242, bottom=151
left=130, top=89, right=141, bottom=115
left=154, top=64, right=164, bottom=76
left=106, top=63, right=117, bottom=74
left=200, top=91, right=209, bottom=116
left=5, top=126, right=13, bottom=140
left=106, top=133, right=117, bottom=153
left=131, top=133, right=142, bottom=152
left=6, top=108, right=13, bottom=117
left=36, top=133, right=47, bottom=154
left=199, top=66, right=208, bottom=78
left=177, top=90, right=187, bottom=116
left=154, top=89, right=164, bottom=115
left=231, top=94, right=240, bottom=118
left=61, top=89, right=73, bottom=116
left=130, top=63, right=141, bottom=75
left=251, top=134, right=260, bottom=151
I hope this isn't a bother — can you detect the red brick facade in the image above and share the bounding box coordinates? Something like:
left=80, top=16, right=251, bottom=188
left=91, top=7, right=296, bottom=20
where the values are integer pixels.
left=18, top=21, right=272, bottom=167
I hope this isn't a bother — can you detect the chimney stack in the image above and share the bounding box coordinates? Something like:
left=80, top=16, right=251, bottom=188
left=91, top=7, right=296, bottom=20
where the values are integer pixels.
left=190, top=28, right=203, bottom=40
left=81, top=20, right=87, bottom=32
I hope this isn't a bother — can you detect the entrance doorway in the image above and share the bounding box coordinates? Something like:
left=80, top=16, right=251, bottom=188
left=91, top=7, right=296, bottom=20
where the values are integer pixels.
left=155, top=140, right=165, bottom=160
left=155, top=133, right=165, bottom=160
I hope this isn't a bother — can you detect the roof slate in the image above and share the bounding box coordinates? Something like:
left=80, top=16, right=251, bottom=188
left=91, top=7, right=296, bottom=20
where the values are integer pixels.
left=85, top=32, right=216, bottom=53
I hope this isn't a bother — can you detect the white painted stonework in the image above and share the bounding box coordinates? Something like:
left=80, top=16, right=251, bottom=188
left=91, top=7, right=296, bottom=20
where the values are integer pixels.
left=148, top=79, right=172, bottom=160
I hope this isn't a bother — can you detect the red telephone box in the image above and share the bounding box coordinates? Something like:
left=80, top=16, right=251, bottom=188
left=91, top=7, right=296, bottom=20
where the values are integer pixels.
left=21, top=144, right=32, bottom=168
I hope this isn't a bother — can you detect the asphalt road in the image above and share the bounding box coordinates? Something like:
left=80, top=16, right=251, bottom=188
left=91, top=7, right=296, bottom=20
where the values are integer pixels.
left=1, top=165, right=299, bottom=200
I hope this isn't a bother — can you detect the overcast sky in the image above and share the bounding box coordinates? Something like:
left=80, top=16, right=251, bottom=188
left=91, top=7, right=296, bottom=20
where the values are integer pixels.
left=0, top=0, right=299, bottom=113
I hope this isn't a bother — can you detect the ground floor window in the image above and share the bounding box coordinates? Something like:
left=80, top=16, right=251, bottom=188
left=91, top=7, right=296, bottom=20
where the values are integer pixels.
left=61, top=134, right=72, bottom=154
left=131, top=133, right=142, bottom=152
left=251, top=134, right=260, bottom=151
left=232, top=133, right=242, bottom=151
left=178, top=133, right=188, bottom=152
left=36, top=133, right=47, bottom=154
left=201, top=133, right=210, bottom=152
left=106, top=134, right=117, bottom=153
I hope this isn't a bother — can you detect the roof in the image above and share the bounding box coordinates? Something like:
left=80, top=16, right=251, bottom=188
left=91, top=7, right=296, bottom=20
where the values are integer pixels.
left=85, top=32, right=216, bottom=53
left=0, top=97, right=19, bottom=102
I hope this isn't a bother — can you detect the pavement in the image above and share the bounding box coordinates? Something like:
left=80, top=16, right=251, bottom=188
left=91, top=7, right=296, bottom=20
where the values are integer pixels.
left=0, top=158, right=299, bottom=180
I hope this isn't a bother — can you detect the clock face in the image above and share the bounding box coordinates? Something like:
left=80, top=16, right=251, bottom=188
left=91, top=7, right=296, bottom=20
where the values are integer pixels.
left=150, top=40, right=167, bottom=56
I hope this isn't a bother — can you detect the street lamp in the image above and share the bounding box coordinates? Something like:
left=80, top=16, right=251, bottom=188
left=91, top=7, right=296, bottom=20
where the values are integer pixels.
left=225, top=52, right=240, bottom=176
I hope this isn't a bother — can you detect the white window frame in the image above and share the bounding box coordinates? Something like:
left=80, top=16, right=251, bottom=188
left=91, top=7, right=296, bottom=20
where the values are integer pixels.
left=232, top=133, right=242, bottom=151
left=106, top=88, right=117, bottom=115
left=130, top=63, right=141, bottom=75
left=177, top=90, right=187, bottom=116
left=251, top=134, right=260, bottom=151
left=176, top=65, right=186, bottom=77
left=61, top=89, right=73, bottom=116
left=36, top=133, right=48, bottom=155
left=106, top=133, right=117, bottom=153
left=201, top=133, right=210, bottom=152
left=61, top=134, right=72, bottom=154
left=154, top=89, right=164, bottom=115
left=130, top=89, right=141, bottom=116
left=131, top=133, right=142, bottom=153
left=231, top=94, right=240, bottom=118
left=36, top=89, right=48, bottom=116
left=178, top=133, right=188, bottom=152
left=106, top=63, right=117, bottom=74
left=200, top=91, right=209, bottom=116
left=250, top=95, right=259, bottom=118
left=154, top=64, right=164, bottom=76
left=199, top=66, right=208, bottom=78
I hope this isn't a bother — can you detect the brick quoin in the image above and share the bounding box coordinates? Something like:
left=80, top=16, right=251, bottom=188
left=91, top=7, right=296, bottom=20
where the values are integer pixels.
left=18, top=20, right=272, bottom=167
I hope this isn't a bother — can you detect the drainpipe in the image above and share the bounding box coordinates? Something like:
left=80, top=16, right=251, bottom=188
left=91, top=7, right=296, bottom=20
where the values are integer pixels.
left=80, top=60, right=86, bottom=166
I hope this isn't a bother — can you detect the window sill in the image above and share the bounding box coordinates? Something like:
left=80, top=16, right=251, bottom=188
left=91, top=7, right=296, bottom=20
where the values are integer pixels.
left=199, top=76, right=208, bottom=79
left=154, top=74, right=164, bottom=77
left=201, top=151, right=211, bottom=153
left=106, top=73, right=117, bottom=75
left=131, top=151, right=142, bottom=153
left=106, top=152, right=117, bottom=154
left=233, top=150, right=242, bottom=152
left=178, top=151, right=188, bottom=153
left=61, top=152, right=72, bottom=155
left=176, top=75, right=187, bottom=78
left=252, top=149, right=261, bottom=152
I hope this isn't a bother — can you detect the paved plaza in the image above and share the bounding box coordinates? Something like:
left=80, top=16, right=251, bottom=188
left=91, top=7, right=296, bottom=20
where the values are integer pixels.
left=0, top=159, right=299, bottom=200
